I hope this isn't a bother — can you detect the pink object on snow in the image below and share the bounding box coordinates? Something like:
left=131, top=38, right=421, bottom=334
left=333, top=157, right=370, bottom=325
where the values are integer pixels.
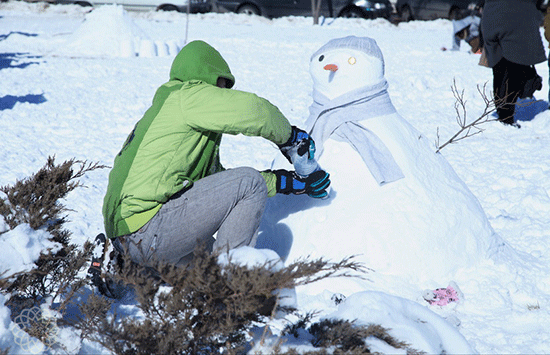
left=423, top=282, right=462, bottom=306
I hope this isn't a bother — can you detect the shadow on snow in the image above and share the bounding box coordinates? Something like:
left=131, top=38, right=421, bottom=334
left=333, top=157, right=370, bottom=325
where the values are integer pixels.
left=0, top=52, right=42, bottom=70
left=490, top=97, right=548, bottom=122
left=0, top=94, right=47, bottom=110
left=0, top=31, right=38, bottom=41
left=514, top=97, right=548, bottom=122
left=0, top=49, right=46, bottom=110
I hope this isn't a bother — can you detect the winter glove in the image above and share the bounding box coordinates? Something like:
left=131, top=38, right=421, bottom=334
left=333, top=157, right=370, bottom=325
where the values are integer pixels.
left=278, top=126, right=314, bottom=163
left=272, top=169, right=330, bottom=199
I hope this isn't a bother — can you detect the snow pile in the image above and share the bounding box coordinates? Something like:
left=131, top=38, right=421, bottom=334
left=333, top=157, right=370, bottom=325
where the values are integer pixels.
left=55, top=5, right=182, bottom=57
left=0, top=294, right=16, bottom=354
left=0, top=224, right=61, bottom=276
left=0, top=223, right=62, bottom=355
left=218, top=245, right=284, bottom=270
left=332, top=291, right=476, bottom=354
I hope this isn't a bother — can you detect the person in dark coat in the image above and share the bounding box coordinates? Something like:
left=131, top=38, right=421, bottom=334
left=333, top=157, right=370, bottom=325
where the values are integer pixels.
left=544, top=5, right=550, bottom=103
left=481, top=0, right=546, bottom=127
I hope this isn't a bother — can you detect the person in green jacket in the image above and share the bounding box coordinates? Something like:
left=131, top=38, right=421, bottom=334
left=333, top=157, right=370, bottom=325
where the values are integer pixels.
left=102, top=40, right=330, bottom=268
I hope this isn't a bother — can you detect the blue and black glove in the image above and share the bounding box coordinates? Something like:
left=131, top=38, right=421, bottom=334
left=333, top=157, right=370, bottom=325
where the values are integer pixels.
left=278, top=126, right=314, bottom=163
left=273, top=169, right=330, bottom=199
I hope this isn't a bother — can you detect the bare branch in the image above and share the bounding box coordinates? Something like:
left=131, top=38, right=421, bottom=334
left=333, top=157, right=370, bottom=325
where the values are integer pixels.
left=436, top=80, right=506, bottom=153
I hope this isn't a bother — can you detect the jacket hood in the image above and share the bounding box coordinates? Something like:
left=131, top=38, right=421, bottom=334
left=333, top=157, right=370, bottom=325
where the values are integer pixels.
left=169, top=40, right=235, bottom=88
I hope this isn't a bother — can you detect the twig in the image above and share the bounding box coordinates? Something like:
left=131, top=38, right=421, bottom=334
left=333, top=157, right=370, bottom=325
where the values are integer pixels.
left=436, top=80, right=508, bottom=153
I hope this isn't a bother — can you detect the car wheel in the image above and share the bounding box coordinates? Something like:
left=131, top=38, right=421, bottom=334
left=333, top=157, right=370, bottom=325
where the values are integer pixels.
left=159, top=4, right=178, bottom=11
left=340, top=7, right=369, bottom=19
left=74, top=1, right=92, bottom=7
left=237, top=4, right=260, bottom=15
left=400, top=5, right=412, bottom=21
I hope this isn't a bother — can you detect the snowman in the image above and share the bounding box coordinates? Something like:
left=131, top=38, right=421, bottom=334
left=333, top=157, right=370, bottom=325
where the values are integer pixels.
left=257, top=36, right=510, bottom=295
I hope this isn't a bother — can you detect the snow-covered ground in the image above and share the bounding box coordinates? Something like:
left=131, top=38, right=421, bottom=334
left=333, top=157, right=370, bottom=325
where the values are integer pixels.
left=1, top=1, right=550, bottom=353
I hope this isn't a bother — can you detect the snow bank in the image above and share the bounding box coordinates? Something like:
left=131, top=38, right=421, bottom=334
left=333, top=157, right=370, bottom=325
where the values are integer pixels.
left=332, top=291, right=476, bottom=354
left=54, top=5, right=182, bottom=57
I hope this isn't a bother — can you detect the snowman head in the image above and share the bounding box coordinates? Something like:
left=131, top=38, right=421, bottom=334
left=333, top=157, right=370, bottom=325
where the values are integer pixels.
left=310, top=36, right=385, bottom=100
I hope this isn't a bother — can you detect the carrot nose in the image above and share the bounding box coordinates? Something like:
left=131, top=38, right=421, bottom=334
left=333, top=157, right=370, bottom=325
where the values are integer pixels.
left=324, top=64, right=338, bottom=72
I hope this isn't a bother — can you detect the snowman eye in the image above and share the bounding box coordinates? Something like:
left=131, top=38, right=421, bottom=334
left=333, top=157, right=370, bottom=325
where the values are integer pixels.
left=348, top=57, right=356, bottom=65
left=318, top=55, right=325, bottom=62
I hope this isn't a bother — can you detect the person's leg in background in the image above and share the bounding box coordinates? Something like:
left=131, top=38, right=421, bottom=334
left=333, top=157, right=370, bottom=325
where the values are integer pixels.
left=493, top=57, right=529, bottom=126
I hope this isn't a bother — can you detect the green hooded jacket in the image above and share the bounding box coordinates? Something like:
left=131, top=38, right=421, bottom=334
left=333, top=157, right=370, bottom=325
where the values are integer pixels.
left=102, top=40, right=292, bottom=239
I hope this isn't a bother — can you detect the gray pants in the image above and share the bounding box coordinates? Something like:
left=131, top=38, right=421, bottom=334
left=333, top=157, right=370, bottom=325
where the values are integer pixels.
left=115, top=167, right=268, bottom=267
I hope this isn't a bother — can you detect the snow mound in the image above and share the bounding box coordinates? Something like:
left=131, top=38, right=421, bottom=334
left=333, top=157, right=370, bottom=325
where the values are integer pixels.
left=0, top=224, right=61, bottom=276
left=55, top=5, right=182, bottom=58
left=218, top=246, right=284, bottom=271
left=331, top=291, right=477, bottom=354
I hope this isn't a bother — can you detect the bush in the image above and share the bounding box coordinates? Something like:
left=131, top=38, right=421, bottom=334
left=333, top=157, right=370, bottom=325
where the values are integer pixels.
left=308, top=319, right=410, bottom=353
left=0, top=156, right=105, bottom=311
left=71, top=247, right=372, bottom=355
left=278, top=313, right=419, bottom=354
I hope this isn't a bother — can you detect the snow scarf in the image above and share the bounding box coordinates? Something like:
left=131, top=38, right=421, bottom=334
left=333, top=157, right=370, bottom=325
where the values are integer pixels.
left=306, top=79, right=405, bottom=186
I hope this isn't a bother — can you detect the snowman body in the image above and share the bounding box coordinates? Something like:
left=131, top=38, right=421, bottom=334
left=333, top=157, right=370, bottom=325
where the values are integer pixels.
left=256, top=37, right=503, bottom=294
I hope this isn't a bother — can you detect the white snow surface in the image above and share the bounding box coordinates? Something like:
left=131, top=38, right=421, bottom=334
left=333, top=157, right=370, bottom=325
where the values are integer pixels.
left=1, top=1, right=550, bottom=353
left=0, top=224, right=61, bottom=276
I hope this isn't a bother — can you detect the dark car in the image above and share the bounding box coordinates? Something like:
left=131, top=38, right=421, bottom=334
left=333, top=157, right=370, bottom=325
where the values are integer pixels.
left=55, top=0, right=211, bottom=13
left=214, top=0, right=394, bottom=20
left=395, top=0, right=477, bottom=21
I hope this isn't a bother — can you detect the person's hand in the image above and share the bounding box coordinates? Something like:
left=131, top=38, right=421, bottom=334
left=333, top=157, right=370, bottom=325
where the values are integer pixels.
left=272, top=169, right=330, bottom=199
left=278, top=126, right=314, bottom=163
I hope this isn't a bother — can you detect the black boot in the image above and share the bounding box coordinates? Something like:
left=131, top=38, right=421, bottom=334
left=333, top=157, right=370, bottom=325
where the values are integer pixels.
left=500, top=117, right=521, bottom=128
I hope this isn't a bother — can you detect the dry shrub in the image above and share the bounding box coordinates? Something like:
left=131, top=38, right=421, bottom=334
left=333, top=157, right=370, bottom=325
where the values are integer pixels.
left=0, top=156, right=106, bottom=237
left=309, top=319, right=409, bottom=353
left=0, top=156, right=105, bottom=309
left=72, top=247, right=369, bottom=355
left=280, top=314, right=420, bottom=355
